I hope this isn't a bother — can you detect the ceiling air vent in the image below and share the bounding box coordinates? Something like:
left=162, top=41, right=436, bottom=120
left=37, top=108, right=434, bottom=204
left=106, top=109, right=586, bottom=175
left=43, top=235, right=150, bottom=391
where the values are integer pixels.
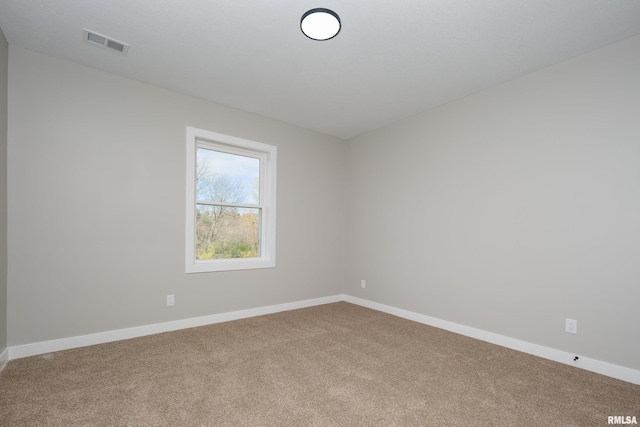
left=83, top=29, right=129, bottom=55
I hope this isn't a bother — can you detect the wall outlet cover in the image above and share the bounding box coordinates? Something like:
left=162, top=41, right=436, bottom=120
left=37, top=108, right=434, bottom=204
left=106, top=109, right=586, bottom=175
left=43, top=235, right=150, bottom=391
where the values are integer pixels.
left=565, top=318, right=577, bottom=334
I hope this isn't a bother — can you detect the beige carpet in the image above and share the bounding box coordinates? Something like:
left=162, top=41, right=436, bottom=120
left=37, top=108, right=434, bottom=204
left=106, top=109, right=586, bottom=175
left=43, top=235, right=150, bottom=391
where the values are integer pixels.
left=0, top=302, right=638, bottom=426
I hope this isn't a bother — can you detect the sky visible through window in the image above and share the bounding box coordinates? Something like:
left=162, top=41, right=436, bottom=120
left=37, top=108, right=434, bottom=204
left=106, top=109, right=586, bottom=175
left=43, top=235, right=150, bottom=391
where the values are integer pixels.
left=196, top=148, right=260, bottom=204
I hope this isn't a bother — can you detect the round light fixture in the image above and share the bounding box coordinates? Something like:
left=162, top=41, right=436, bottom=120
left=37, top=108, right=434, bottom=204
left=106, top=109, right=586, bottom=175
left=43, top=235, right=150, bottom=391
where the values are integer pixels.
left=300, top=8, right=341, bottom=41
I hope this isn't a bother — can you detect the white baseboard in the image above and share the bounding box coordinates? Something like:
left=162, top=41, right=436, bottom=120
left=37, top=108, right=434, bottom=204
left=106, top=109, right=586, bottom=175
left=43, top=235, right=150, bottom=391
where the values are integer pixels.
left=8, top=295, right=342, bottom=360
left=0, top=347, right=8, bottom=373
left=7, top=294, right=639, bottom=385
left=344, top=295, right=640, bottom=385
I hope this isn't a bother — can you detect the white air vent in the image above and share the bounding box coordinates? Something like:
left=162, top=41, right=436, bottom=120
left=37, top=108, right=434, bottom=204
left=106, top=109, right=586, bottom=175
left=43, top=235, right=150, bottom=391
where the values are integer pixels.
left=83, top=29, right=129, bottom=55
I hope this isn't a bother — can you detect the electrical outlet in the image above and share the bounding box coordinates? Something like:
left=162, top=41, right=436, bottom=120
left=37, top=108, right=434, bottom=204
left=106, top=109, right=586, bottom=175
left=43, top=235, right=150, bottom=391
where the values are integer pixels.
left=167, top=294, right=175, bottom=307
left=361, top=279, right=366, bottom=289
left=565, top=318, right=577, bottom=334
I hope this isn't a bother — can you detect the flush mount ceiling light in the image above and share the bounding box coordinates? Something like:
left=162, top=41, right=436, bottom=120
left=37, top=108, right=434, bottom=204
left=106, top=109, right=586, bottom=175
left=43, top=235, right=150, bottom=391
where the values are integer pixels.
left=300, top=8, right=341, bottom=41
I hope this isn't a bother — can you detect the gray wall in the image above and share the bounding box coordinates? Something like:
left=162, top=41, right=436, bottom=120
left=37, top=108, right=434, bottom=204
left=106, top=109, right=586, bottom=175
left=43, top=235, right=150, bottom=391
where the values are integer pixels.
left=0, top=28, right=7, bottom=355
left=7, top=46, right=346, bottom=346
left=346, top=35, right=640, bottom=370
left=6, top=33, right=640, bottom=373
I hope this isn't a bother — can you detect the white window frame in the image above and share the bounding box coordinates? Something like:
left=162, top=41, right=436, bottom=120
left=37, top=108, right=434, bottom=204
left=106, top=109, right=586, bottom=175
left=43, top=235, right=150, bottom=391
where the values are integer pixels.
left=185, top=127, right=276, bottom=273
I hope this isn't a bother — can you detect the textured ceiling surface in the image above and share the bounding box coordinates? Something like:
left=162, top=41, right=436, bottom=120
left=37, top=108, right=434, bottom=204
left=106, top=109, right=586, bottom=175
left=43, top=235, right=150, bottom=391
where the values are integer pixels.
left=1, top=0, right=640, bottom=139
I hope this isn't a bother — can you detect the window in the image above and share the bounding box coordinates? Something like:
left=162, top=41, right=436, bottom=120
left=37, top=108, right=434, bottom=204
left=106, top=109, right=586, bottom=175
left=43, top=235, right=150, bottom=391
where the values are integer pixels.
left=185, top=127, right=276, bottom=273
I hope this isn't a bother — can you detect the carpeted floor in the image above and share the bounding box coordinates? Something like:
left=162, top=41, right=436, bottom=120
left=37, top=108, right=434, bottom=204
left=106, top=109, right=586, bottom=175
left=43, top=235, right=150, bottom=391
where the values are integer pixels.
left=0, top=302, right=638, bottom=426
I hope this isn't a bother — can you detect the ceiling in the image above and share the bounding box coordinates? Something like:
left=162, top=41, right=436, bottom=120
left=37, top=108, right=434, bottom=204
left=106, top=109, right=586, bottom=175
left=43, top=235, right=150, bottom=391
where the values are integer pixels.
left=1, top=1, right=640, bottom=140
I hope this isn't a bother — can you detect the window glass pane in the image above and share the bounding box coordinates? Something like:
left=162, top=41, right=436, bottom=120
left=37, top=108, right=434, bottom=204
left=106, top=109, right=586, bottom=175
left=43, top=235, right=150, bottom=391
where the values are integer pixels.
left=195, top=205, right=261, bottom=260
left=196, top=148, right=260, bottom=205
